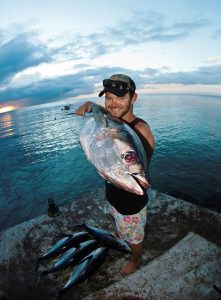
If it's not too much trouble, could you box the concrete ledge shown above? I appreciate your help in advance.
[85,232,221,300]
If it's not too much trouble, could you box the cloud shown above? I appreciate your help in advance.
[122,14,210,43]
[0,72,93,104]
[211,28,221,39]
[0,66,139,105]
[1,64,220,108]
[0,32,53,84]
[144,65,221,85]
[0,11,216,106]
[0,12,211,82]
[206,56,221,64]
[57,12,210,59]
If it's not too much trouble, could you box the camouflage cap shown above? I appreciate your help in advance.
[98,74,136,97]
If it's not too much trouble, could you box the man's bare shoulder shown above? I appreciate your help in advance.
[134,120,155,149]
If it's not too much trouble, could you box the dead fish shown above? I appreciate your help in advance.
[79,103,150,195]
[69,223,131,253]
[56,247,108,299]
[35,231,90,270]
[40,239,98,276]
[37,240,98,285]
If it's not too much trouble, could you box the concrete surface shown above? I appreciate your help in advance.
[85,232,221,300]
[0,188,221,299]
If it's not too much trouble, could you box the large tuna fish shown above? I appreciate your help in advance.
[79,103,150,195]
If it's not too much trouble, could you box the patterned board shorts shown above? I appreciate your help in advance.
[109,204,147,245]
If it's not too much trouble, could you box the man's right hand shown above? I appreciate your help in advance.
[74,101,93,116]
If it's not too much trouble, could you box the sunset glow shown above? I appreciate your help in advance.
[0,106,16,114]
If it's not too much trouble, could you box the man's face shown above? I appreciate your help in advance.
[104,92,135,118]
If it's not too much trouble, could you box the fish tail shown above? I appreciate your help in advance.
[34,258,39,272]
[36,268,52,286]
[55,290,64,300]
[41,268,52,276]
[214,285,221,294]
[36,272,43,286]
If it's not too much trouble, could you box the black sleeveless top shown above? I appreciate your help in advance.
[105,118,153,215]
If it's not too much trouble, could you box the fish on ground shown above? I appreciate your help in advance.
[35,231,91,270]
[56,247,108,299]
[39,239,98,277]
[37,239,99,285]
[79,103,150,195]
[69,223,131,253]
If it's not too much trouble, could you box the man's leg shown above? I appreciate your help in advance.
[109,204,147,275]
[121,242,143,275]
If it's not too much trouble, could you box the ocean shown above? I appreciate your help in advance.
[0,94,221,230]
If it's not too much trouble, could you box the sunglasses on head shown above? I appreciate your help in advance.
[103,79,134,91]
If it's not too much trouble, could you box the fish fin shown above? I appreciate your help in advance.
[64,265,73,273]
[213,285,221,294]
[36,267,53,286]
[91,103,108,127]
[41,267,53,276]
[82,278,89,288]
[36,272,43,287]
[52,255,61,263]
[34,258,40,272]
[67,221,84,229]
[77,253,93,264]
[62,267,73,278]
[55,233,73,239]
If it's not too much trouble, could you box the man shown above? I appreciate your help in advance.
[75,74,154,275]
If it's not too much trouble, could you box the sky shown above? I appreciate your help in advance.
[0,0,221,109]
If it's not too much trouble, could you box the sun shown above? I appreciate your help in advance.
[0,106,16,114]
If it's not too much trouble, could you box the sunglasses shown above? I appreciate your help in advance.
[103,79,134,92]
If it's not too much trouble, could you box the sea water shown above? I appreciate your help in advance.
[0,94,221,230]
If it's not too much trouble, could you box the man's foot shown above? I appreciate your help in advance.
[121,259,140,276]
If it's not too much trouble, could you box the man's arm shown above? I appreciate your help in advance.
[74,101,107,116]
[135,121,155,150]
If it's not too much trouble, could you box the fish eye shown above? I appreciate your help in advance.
[121,150,136,163]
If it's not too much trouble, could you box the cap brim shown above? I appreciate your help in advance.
[98,87,128,97]
[98,90,105,97]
